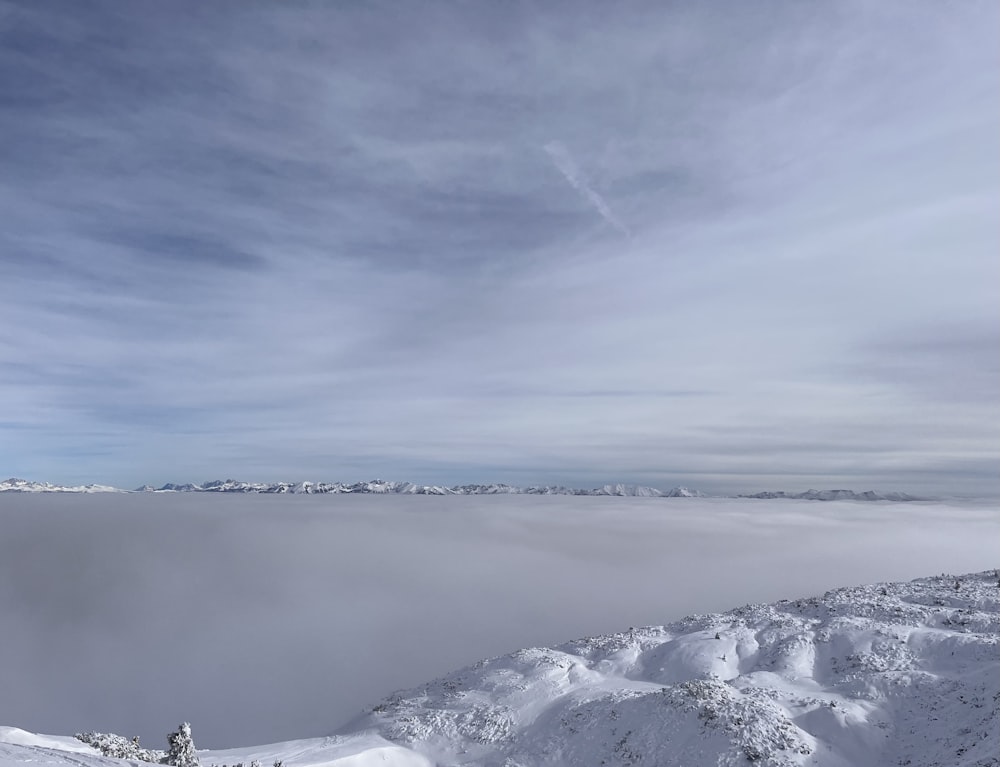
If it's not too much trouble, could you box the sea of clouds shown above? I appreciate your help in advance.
[0,494,996,748]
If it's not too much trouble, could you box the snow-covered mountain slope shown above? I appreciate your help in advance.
[2,571,996,767]
[336,570,999,766]
[662,486,706,497]
[0,728,141,767]
[591,484,696,497]
[0,478,124,493]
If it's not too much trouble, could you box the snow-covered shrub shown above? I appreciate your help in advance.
[164,723,200,767]
[75,731,165,762]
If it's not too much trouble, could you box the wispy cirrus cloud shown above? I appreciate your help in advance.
[544,140,631,236]
[0,0,997,494]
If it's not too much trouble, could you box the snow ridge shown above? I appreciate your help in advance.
[345,570,999,766]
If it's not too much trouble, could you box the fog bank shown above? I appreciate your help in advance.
[0,494,995,748]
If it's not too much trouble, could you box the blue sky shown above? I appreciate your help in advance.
[2,1,998,494]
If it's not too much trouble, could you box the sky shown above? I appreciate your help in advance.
[1,1,998,495]
[1,493,997,747]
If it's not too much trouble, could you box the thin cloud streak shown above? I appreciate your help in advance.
[544,141,631,236]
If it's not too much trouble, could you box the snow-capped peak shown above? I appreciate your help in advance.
[0,478,125,494]
[664,486,707,497]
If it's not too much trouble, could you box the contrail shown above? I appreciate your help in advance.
[544,141,630,236]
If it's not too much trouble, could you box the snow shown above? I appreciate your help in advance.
[194,735,433,767]
[0,735,431,767]
[0,728,95,753]
[337,570,999,766]
[2,571,996,767]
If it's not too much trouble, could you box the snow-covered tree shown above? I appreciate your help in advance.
[164,723,200,767]
[75,731,164,762]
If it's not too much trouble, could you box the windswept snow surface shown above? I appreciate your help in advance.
[2,572,997,767]
[339,570,1000,766]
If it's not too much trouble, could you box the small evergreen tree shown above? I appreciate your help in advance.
[164,723,200,767]
[75,731,164,762]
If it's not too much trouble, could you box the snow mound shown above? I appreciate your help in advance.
[348,570,999,766]
[0,728,96,753]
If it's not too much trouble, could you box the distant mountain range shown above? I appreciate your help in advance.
[0,478,126,494]
[737,489,920,502]
[138,479,707,497]
[1,477,921,500]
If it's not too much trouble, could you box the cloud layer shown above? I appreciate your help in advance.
[1,1,997,493]
[544,141,631,235]
[1,493,996,747]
